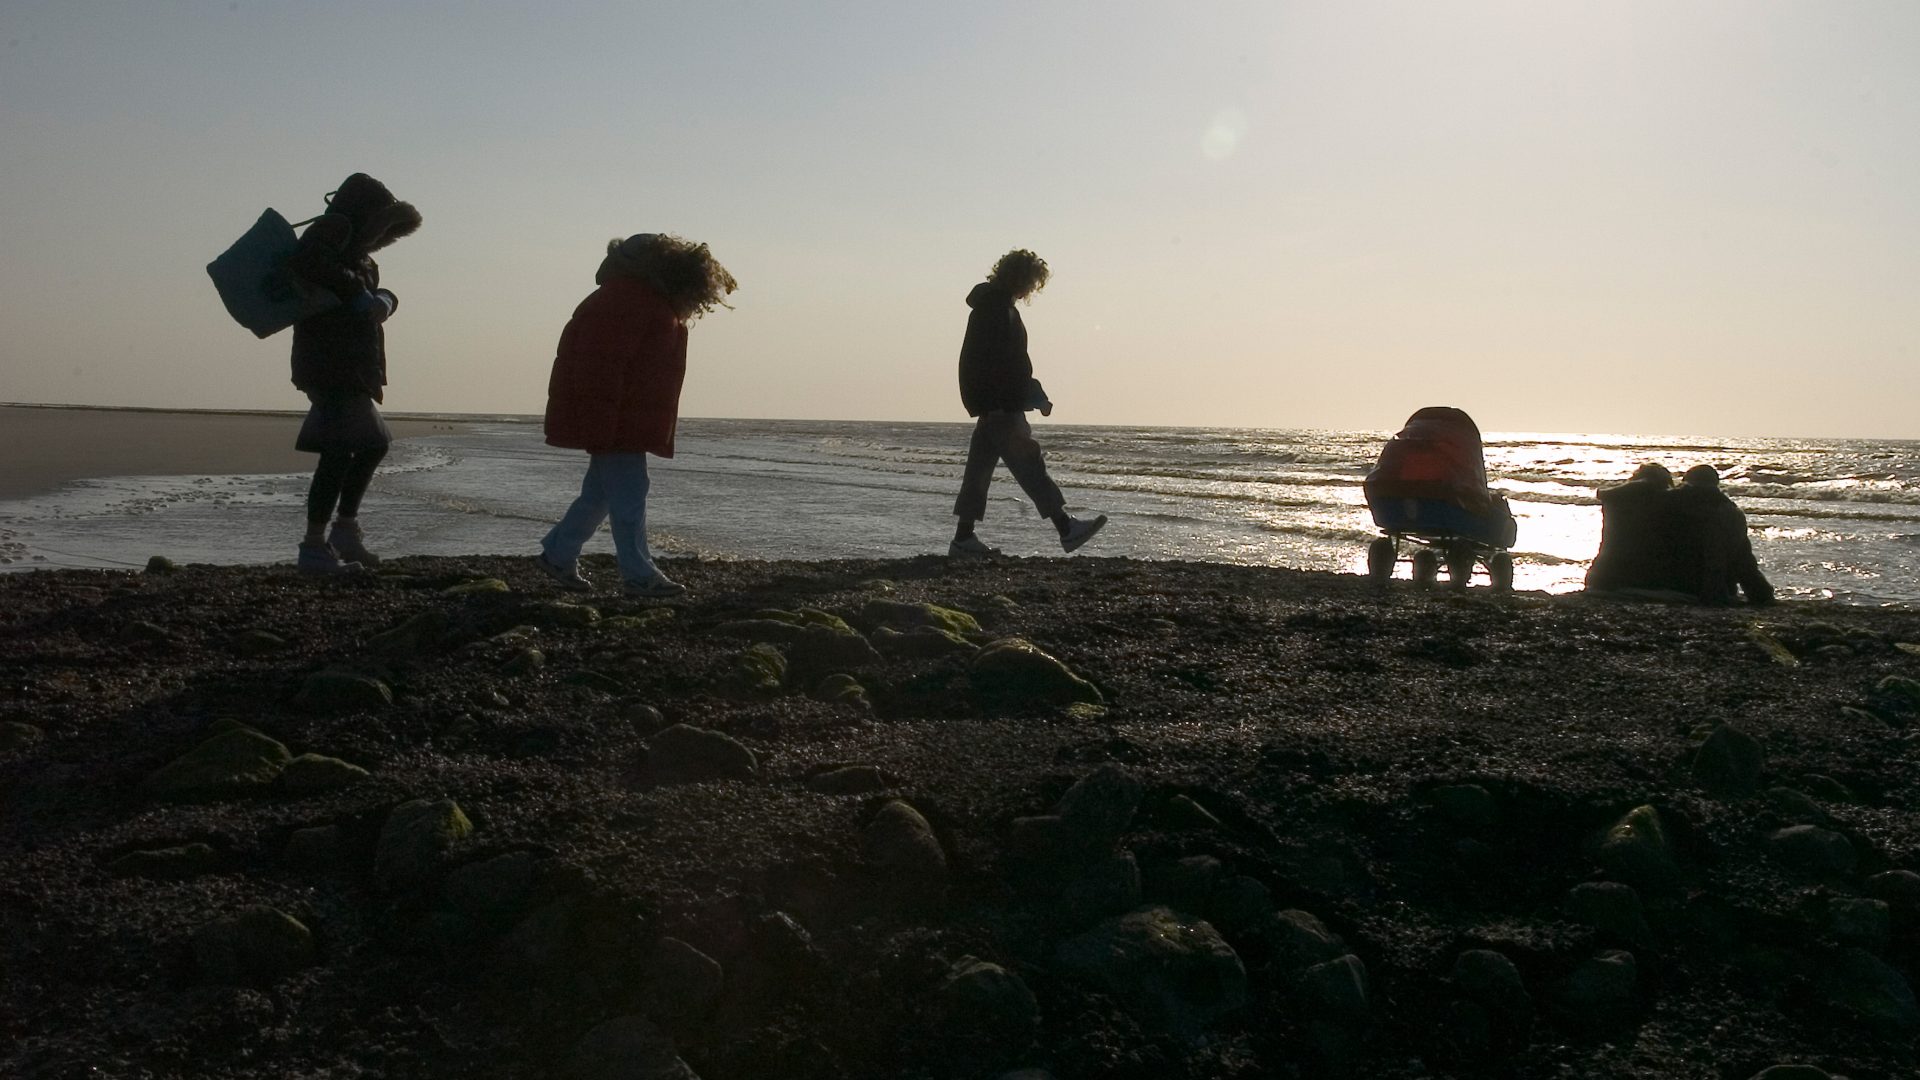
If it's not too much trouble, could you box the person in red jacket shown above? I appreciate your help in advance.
[537,233,736,597]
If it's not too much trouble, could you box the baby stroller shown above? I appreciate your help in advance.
[1362,406,1517,590]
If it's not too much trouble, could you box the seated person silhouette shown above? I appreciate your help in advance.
[1586,462,1773,605]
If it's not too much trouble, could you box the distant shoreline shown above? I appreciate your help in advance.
[0,405,475,502]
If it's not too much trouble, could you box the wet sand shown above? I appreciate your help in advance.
[0,405,467,500]
[1,553,1915,1078]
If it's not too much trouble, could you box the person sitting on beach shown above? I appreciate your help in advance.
[1585,462,1676,593]
[284,172,421,574]
[1670,464,1774,605]
[949,249,1107,557]
[536,234,736,598]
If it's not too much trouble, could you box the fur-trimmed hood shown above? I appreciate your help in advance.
[326,172,421,252]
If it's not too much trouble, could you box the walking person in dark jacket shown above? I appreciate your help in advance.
[949,249,1106,556]
[283,172,421,574]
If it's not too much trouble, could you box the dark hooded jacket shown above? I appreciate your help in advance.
[1670,476,1774,605]
[1586,474,1680,592]
[285,173,422,401]
[957,281,1034,417]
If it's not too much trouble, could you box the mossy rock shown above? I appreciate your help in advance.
[524,601,600,629]
[366,609,451,656]
[443,577,511,596]
[193,906,315,985]
[970,638,1103,707]
[278,753,371,796]
[860,599,982,636]
[601,609,675,632]
[375,798,474,893]
[561,669,627,694]
[873,625,978,659]
[1596,805,1680,892]
[500,648,545,676]
[295,672,393,712]
[648,724,759,784]
[0,721,44,752]
[812,674,871,709]
[142,728,292,800]
[729,643,787,696]
[230,629,288,657]
[108,842,223,879]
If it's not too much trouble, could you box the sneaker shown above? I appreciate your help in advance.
[327,522,381,567]
[1060,514,1109,553]
[536,552,592,591]
[623,574,686,599]
[297,541,362,576]
[948,534,1000,558]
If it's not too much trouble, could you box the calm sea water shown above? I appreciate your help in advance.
[4,416,1919,606]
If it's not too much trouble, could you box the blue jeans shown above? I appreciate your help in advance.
[541,452,663,584]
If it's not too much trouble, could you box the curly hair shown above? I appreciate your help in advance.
[598,234,738,321]
[988,249,1050,301]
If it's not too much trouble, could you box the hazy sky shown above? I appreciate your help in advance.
[2,1,1915,437]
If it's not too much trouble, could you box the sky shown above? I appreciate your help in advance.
[1,1,1916,438]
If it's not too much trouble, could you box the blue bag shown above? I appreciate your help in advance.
[206,209,341,339]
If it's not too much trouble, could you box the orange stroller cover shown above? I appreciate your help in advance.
[1364,406,1493,514]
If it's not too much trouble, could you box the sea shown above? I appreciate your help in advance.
[4,416,1920,607]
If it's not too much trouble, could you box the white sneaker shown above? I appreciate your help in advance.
[948,534,1000,558]
[536,552,592,591]
[1060,514,1108,553]
[328,522,381,567]
[623,574,686,599]
[297,542,362,576]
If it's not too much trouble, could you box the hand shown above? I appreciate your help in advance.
[351,290,397,324]
[1039,401,1054,417]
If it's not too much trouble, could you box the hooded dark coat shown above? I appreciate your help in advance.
[1586,476,1681,592]
[285,173,422,402]
[543,277,688,458]
[957,282,1034,417]
[1670,479,1775,605]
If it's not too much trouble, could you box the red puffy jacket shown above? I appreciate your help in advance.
[544,277,689,457]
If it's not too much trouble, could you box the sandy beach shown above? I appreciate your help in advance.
[0,405,467,501]
[1,553,1915,1079]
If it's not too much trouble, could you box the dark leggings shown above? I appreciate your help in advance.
[306,448,386,525]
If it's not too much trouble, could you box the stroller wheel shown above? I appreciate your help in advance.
[1446,546,1475,590]
[1489,552,1514,593]
[1411,548,1440,588]
[1367,537,1396,585]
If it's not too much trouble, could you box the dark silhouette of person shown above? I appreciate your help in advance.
[1585,462,1676,592]
[949,249,1106,556]
[1671,464,1774,605]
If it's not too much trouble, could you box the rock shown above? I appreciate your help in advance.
[142,727,292,800]
[444,577,510,595]
[283,825,343,870]
[1597,804,1681,891]
[500,647,546,676]
[861,800,947,888]
[570,1015,699,1080]
[295,671,393,712]
[786,624,882,674]
[1558,950,1638,1022]
[366,609,450,655]
[860,599,982,636]
[994,1072,1055,1080]
[1052,764,1142,847]
[1298,953,1370,1022]
[1692,724,1764,797]
[872,625,979,659]
[0,721,44,751]
[1451,949,1532,1020]
[1162,794,1221,831]
[1817,946,1919,1030]
[1766,787,1828,824]
[1206,875,1275,935]
[794,608,856,633]
[1800,774,1855,802]
[374,798,474,893]
[646,936,724,1020]
[120,620,174,646]
[715,618,811,644]
[1052,905,1248,1033]
[729,643,787,696]
[1867,869,1920,907]
[108,842,222,879]
[1567,881,1653,945]
[277,753,371,796]
[444,852,538,926]
[648,724,758,784]
[624,702,668,730]
[931,957,1040,1076]
[1769,825,1857,877]
[1059,852,1143,920]
[1827,898,1891,949]
[193,906,315,985]
[145,555,178,574]
[1144,854,1224,913]
[1876,674,1920,709]
[811,674,871,709]
[1746,1067,1835,1080]
[562,670,627,694]
[1431,783,1499,828]
[230,629,288,657]
[1267,908,1347,972]
[526,601,600,628]
[601,609,675,632]
[970,639,1102,707]
[805,764,888,796]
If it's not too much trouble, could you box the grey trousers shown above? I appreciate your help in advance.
[952,410,1066,522]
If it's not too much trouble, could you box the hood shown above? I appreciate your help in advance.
[966,281,1010,309]
[326,172,422,252]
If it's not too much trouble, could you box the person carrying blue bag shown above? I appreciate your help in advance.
[283,172,421,574]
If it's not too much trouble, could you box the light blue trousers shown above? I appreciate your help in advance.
[541,452,661,584]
